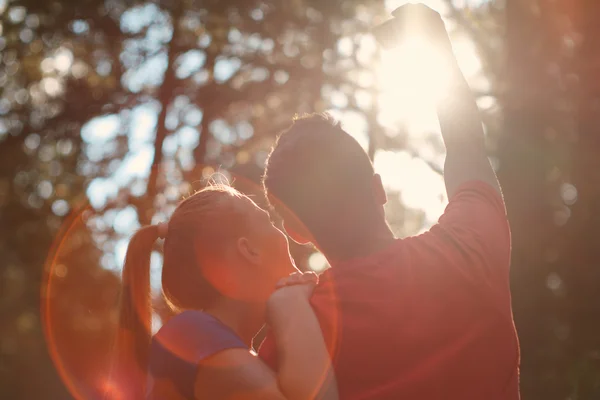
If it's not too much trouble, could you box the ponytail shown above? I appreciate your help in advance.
[108,225,160,400]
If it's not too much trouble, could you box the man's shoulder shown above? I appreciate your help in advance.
[310,241,409,302]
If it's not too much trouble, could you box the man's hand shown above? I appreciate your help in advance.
[373,3,451,52]
[373,3,502,199]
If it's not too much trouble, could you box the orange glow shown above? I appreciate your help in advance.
[41,169,341,398]
[42,202,125,400]
[100,379,124,400]
[42,205,94,400]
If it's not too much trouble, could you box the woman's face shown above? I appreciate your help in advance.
[229,197,298,302]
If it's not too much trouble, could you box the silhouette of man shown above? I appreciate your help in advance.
[260,4,520,399]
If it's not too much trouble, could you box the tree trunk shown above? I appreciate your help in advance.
[500,1,572,398]
[142,5,183,225]
[562,0,600,397]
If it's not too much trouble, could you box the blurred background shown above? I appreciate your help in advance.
[0,0,599,398]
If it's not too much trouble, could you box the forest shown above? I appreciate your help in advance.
[0,0,599,399]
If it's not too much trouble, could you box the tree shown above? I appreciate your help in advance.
[4,0,599,398]
[0,1,125,398]
[1,0,395,397]
[499,0,600,398]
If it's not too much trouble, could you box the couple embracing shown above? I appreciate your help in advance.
[110,5,520,400]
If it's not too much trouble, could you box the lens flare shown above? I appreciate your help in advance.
[42,169,340,399]
[42,204,117,400]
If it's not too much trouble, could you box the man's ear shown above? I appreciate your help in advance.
[373,173,387,205]
[237,237,261,265]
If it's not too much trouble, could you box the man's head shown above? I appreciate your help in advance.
[262,113,388,256]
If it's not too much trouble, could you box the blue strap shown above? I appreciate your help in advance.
[147,311,247,399]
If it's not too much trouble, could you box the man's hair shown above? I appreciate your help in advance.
[263,113,377,251]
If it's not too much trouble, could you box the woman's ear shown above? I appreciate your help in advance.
[237,237,262,265]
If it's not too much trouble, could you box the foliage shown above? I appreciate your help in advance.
[0,0,599,399]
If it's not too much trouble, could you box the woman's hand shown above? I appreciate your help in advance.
[266,272,318,327]
[275,271,318,289]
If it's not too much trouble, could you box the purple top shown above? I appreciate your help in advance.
[146,310,247,399]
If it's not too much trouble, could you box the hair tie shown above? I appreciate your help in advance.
[157,222,169,239]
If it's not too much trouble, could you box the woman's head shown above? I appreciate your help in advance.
[110,184,295,398]
[162,184,295,309]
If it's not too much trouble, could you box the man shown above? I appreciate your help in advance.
[259,4,520,400]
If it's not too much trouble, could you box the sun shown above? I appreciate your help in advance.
[368,31,485,235]
[375,32,483,125]
[376,37,451,116]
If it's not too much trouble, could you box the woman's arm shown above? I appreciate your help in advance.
[194,348,287,399]
[267,281,337,400]
[194,274,338,400]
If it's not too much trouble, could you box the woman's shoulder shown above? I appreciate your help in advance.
[148,311,248,399]
[152,310,246,362]
[156,310,223,336]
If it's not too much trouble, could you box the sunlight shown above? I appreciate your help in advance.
[452,36,482,78]
[373,8,483,127]
[81,115,120,143]
[373,37,451,230]
[53,48,74,75]
[370,18,484,231]
[377,37,451,110]
[374,150,446,228]
[308,252,329,273]
[118,145,154,177]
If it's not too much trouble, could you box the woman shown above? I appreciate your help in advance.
[109,184,337,400]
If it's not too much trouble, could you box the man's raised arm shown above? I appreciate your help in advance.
[378,4,503,200]
[374,5,510,286]
[433,19,502,200]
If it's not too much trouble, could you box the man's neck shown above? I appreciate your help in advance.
[322,222,396,264]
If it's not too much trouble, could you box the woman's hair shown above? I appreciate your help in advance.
[108,184,250,399]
